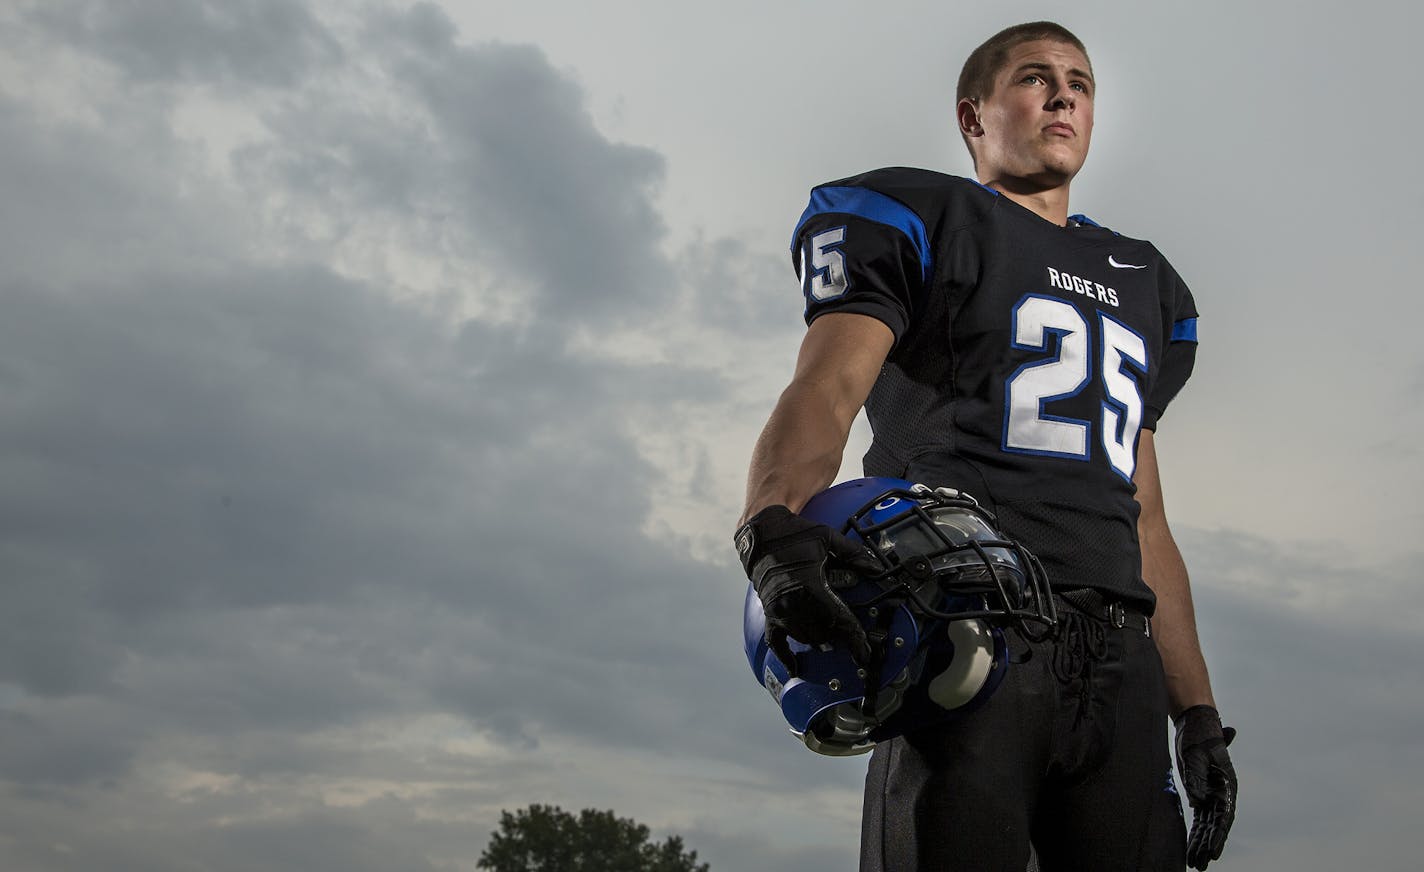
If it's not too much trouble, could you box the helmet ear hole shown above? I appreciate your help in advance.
[926,620,996,709]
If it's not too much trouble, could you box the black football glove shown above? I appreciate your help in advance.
[735,505,882,675]
[1175,704,1238,870]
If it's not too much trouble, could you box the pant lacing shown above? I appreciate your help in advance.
[1014,597,1111,727]
[1049,609,1108,729]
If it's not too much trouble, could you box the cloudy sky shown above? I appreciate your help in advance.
[1,1,1420,870]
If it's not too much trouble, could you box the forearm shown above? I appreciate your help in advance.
[739,378,857,524]
[1141,521,1216,719]
[737,313,893,526]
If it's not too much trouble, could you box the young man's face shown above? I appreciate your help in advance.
[962,39,1095,189]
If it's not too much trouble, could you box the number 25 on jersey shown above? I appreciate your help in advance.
[1004,295,1147,480]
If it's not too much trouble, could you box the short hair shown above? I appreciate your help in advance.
[957,21,1092,105]
[956,22,1092,165]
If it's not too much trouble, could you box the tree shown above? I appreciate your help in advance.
[477,804,710,872]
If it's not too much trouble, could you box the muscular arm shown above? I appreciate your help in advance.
[739,312,895,524]
[1134,429,1216,718]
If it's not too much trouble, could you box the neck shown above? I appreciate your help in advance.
[979,175,1073,226]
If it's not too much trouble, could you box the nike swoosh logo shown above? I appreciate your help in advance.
[1108,255,1146,269]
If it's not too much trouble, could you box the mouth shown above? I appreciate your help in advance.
[1044,122,1075,137]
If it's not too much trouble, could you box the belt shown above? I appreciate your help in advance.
[1055,588,1152,637]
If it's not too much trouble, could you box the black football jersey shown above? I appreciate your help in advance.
[791,167,1199,609]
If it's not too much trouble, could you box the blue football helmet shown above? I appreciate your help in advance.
[742,477,1056,755]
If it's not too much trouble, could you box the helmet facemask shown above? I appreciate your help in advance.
[843,486,1054,627]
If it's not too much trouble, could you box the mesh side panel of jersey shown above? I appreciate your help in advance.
[994,499,1152,612]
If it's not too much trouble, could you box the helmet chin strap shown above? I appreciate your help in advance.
[858,596,899,717]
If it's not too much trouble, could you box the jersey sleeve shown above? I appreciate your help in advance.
[1143,259,1199,431]
[790,184,931,343]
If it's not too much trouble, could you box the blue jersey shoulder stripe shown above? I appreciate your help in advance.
[792,186,931,285]
[1171,317,1198,342]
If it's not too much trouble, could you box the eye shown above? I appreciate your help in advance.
[1021,74,1042,85]
[1071,82,1090,94]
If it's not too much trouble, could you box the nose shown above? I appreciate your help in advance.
[1047,85,1075,112]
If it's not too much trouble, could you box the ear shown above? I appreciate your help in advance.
[957,97,984,138]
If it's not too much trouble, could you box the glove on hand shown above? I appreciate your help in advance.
[1175,704,1238,871]
[736,505,881,675]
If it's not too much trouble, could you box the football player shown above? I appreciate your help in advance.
[735,21,1237,871]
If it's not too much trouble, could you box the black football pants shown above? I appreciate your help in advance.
[859,605,1186,872]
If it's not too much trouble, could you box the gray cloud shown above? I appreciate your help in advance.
[0,700,140,787]
[28,0,341,88]
[0,3,736,866]
[395,37,673,323]
[0,256,744,732]
[223,1,674,332]
[678,232,806,339]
